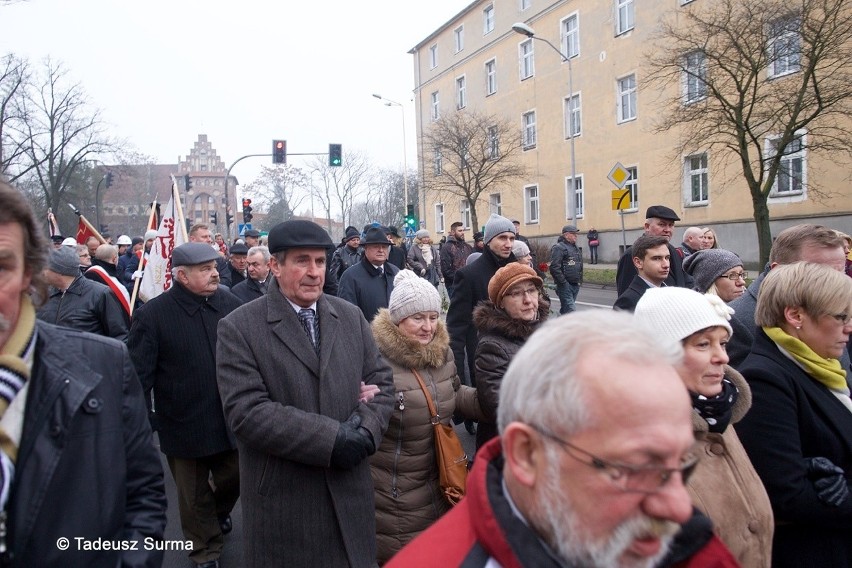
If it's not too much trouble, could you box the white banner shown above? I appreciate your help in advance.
[138,192,186,303]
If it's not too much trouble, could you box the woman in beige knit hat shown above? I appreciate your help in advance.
[473,263,550,450]
[369,270,484,563]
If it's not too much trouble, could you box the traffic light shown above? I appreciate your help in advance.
[404,204,417,231]
[226,211,234,227]
[242,198,253,224]
[104,171,114,188]
[184,174,192,191]
[210,211,218,225]
[329,143,342,167]
[273,140,287,164]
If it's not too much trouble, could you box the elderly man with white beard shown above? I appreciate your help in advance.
[388,310,738,568]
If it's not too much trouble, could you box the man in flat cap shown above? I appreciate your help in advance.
[243,228,261,248]
[216,220,394,568]
[219,242,249,288]
[616,205,691,295]
[550,224,584,314]
[128,242,243,568]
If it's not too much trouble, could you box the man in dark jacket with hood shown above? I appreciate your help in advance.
[447,214,516,395]
[338,227,400,322]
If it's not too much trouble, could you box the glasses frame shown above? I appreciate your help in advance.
[720,271,748,281]
[531,425,700,494]
[504,286,539,300]
[829,313,852,325]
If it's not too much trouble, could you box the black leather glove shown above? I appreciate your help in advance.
[806,456,849,507]
[330,415,374,469]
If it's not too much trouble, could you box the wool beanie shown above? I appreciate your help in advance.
[683,249,743,294]
[344,226,360,242]
[144,229,158,242]
[488,263,542,306]
[415,229,430,240]
[483,214,515,245]
[49,246,82,276]
[389,269,442,324]
[634,287,733,343]
[512,240,530,258]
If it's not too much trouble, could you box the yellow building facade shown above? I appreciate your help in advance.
[410,0,852,265]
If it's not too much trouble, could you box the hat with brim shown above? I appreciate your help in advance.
[362,226,391,246]
[645,205,680,222]
[172,243,221,267]
[50,235,65,243]
[244,229,261,238]
[229,243,249,256]
[267,220,334,254]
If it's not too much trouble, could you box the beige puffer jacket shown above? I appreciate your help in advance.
[369,309,482,565]
[687,365,774,568]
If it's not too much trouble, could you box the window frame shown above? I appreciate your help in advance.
[682,50,708,104]
[561,12,580,60]
[767,16,801,78]
[456,75,467,110]
[684,153,709,206]
[483,4,495,35]
[429,44,438,69]
[522,110,537,150]
[490,193,502,216]
[460,200,472,230]
[435,203,445,233]
[624,166,639,212]
[434,148,443,175]
[454,25,465,53]
[617,74,637,123]
[766,132,806,198]
[567,175,584,219]
[520,0,531,11]
[430,91,440,122]
[616,0,635,36]
[520,39,535,80]
[524,184,540,224]
[485,58,498,96]
[487,125,500,160]
[564,92,581,138]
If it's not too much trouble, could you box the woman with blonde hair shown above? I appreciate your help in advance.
[702,227,719,249]
[683,249,747,302]
[737,262,852,567]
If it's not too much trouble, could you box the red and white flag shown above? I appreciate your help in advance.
[138,183,187,302]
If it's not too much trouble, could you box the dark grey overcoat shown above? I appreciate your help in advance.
[216,278,394,567]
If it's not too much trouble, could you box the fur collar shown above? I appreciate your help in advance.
[371,309,450,369]
[472,299,550,340]
[692,365,752,432]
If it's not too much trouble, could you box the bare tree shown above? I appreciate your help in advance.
[422,110,527,231]
[645,0,852,265]
[0,54,29,179]
[242,164,309,228]
[354,167,417,230]
[309,150,371,231]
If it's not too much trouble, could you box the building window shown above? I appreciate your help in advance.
[434,149,443,175]
[616,0,635,35]
[767,133,805,195]
[520,39,534,80]
[429,44,438,69]
[522,111,537,149]
[454,25,464,53]
[564,93,581,138]
[561,13,580,59]
[683,51,707,104]
[525,185,540,223]
[456,76,466,110]
[617,74,637,123]
[685,153,709,204]
[484,5,495,34]
[435,203,445,233]
[567,175,584,218]
[460,200,472,229]
[485,59,497,95]
[430,91,439,121]
[488,125,500,160]
[520,0,531,10]
[490,193,502,215]
[768,16,801,78]
[625,166,639,211]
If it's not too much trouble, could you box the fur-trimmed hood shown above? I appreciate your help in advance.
[691,365,752,433]
[371,308,450,369]
[472,298,550,341]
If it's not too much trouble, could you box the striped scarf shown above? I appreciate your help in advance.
[0,295,37,509]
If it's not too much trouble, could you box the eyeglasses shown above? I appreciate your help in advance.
[830,313,852,325]
[504,286,538,300]
[720,271,747,281]
[532,425,700,494]
[78,253,90,258]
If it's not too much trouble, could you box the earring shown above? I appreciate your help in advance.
[795,325,802,330]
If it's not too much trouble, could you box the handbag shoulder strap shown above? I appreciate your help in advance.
[411,368,440,423]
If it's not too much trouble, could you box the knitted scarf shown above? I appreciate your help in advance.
[0,295,37,508]
[764,326,847,391]
[690,378,738,434]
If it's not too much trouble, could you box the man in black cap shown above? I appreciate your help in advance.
[128,242,243,568]
[243,228,261,248]
[615,205,691,295]
[330,226,363,280]
[384,225,407,270]
[549,224,583,314]
[216,220,394,567]
[219,242,249,288]
[339,226,401,322]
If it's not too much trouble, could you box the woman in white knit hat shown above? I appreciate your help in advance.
[369,270,484,563]
[634,287,773,568]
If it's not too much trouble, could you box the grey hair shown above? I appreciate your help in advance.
[498,311,684,437]
[248,245,270,262]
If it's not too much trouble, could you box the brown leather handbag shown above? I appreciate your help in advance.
[412,368,469,505]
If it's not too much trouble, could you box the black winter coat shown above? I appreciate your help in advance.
[230,276,268,304]
[338,259,399,322]
[128,282,242,458]
[37,275,129,342]
[737,329,852,568]
[8,322,167,567]
[616,242,691,295]
[446,248,515,384]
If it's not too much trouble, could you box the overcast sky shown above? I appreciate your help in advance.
[2,0,468,187]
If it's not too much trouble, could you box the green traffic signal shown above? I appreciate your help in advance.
[329,143,342,167]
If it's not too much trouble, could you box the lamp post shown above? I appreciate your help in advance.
[512,22,577,225]
[372,93,409,214]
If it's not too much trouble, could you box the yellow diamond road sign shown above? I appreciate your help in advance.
[608,162,630,189]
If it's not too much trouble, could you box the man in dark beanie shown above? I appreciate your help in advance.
[330,226,363,280]
[216,219,394,567]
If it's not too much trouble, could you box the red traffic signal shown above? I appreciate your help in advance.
[272,140,287,164]
[242,198,252,208]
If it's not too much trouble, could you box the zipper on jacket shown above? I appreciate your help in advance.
[391,392,405,499]
[53,289,67,324]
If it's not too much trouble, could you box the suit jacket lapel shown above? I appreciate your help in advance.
[317,296,339,373]
[266,281,319,373]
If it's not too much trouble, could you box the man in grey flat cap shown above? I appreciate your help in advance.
[128,242,243,568]
[217,219,394,568]
[550,224,584,314]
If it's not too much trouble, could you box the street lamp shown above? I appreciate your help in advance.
[512,22,577,225]
[372,93,409,214]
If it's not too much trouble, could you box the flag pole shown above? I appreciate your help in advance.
[169,175,188,242]
[67,203,107,244]
[129,197,159,316]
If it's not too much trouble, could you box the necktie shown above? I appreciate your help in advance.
[298,309,320,354]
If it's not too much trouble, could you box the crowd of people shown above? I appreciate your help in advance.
[1,173,850,568]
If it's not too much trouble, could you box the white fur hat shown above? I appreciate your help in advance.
[634,287,734,343]
[389,270,441,324]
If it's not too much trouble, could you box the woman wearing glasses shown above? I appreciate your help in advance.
[473,263,550,451]
[737,262,852,568]
[683,248,747,302]
[635,287,773,567]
